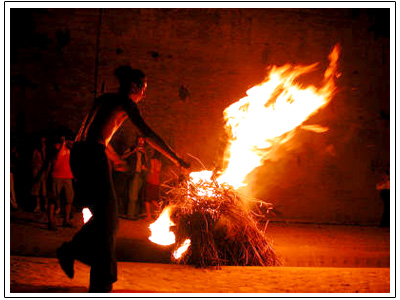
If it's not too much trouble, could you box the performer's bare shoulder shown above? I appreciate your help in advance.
[84,94,132,146]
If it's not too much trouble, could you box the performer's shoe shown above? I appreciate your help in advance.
[56,243,74,279]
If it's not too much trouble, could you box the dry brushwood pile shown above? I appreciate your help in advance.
[161,176,280,268]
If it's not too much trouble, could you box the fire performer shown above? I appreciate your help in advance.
[56,65,189,293]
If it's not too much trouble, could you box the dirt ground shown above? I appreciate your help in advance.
[10,256,390,294]
[8,210,391,295]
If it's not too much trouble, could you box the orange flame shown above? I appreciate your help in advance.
[300,124,329,133]
[218,44,340,188]
[149,45,340,258]
[82,207,92,224]
[148,207,176,245]
[173,239,191,259]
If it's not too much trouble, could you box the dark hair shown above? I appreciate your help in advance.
[114,66,146,90]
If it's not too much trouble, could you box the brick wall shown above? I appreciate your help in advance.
[10,8,390,224]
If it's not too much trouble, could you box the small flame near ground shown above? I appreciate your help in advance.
[148,207,176,246]
[173,239,191,260]
[149,44,341,260]
[82,207,92,224]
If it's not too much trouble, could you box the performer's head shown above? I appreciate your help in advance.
[114,65,147,103]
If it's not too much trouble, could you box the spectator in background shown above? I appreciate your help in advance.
[31,136,49,213]
[376,168,390,228]
[10,139,19,210]
[48,136,75,230]
[122,137,148,219]
[144,149,162,221]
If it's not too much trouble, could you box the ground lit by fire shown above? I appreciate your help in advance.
[9,213,390,293]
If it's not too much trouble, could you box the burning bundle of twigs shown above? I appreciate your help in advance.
[149,171,280,268]
[148,45,341,268]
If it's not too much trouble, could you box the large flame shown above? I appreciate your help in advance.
[149,44,340,258]
[218,44,340,188]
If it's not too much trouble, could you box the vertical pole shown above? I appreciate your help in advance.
[94,8,103,100]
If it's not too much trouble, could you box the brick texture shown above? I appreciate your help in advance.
[10,8,390,224]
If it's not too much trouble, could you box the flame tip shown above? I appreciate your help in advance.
[219,46,340,187]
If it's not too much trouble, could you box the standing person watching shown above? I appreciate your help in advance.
[144,149,162,221]
[48,136,75,230]
[122,137,147,219]
[10,139,19,210]
[56,65,189,293]
[376,168,390,228]
[31,136,48,213]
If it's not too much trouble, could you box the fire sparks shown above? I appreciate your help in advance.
[173,239,191,259]
[82,207,92,224]
[148,207,176,245]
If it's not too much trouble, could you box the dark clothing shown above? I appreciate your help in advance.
[380,189,390,227]
[68,142,118,287]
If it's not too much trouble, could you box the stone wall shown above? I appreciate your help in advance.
[10,8,390,224]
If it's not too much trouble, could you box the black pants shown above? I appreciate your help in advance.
[68,142,118,287]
